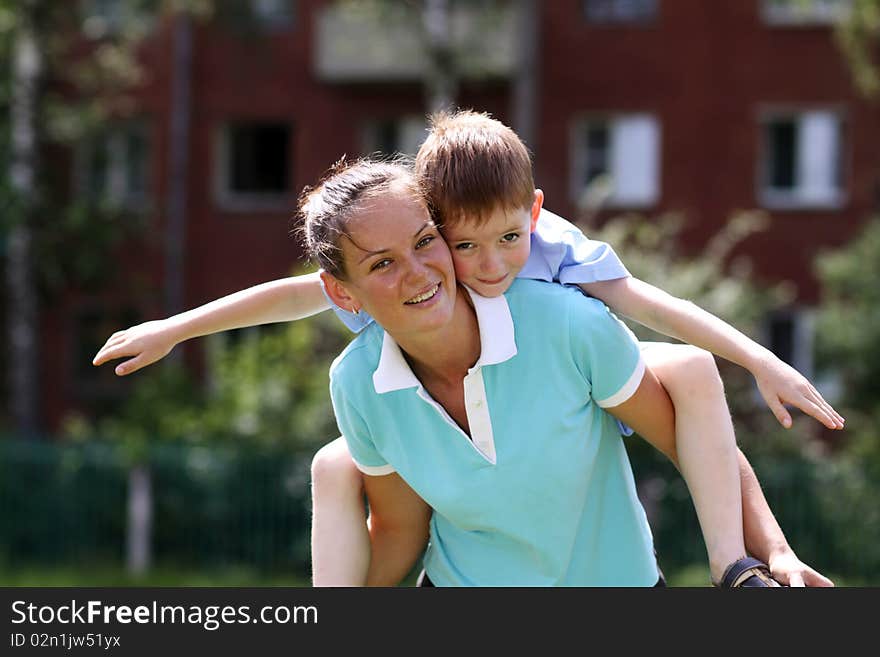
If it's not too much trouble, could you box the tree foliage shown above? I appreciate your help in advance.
[815,217,880,460]
[835,0,880,98]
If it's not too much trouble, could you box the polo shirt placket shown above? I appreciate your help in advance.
[371,287,517,467]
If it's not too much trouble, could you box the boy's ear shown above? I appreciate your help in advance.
[320,270,361,314]
[529,189,544,233]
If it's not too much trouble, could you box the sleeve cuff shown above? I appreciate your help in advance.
[596,358,646,408]
[352,460,397,476]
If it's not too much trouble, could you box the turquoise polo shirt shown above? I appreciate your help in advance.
[328,278,658,586]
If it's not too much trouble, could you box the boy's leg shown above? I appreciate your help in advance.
[641,343,746,583]
[310,437,370,586]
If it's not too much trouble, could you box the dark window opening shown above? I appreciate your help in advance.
[766,119,797,190]
[228,123,291,195]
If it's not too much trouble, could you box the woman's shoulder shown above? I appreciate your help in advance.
[329,323,384,383]
[506,278,607,316]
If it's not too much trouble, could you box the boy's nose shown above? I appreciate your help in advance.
[480,250,504,275]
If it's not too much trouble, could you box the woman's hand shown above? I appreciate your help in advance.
[92,320,180,376]
[752,354,845,430]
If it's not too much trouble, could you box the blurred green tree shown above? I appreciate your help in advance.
[835,0,880,98]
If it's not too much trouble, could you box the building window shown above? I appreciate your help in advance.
[362,116,427,157]
[77,122,150,209]
[759,111,845,209]
[765,309,814,380]
[216,121,292,209]
[761,0,851,26]
[253,0,296,27]
[583,0,658,23]
[81,0,156,38]
[570,114,660,209]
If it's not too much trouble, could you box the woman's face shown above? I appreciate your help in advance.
[336,189,458,339]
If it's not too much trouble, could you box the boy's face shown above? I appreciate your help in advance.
[441,197,540,298]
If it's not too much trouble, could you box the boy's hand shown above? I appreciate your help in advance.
[752,354,845,430]
[92,320,179,376]
[768,549,835,587]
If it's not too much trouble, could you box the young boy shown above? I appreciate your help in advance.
[93,111,840,587]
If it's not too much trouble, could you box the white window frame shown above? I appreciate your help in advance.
[757,108,847,211]
[81,0,156,39]
[583,0,659,24]
[761,0,852,27]
[252,0,296,28]
[214,121,294,212]
[75,121,151,210]
[361,115,427,157]
[569,113,661,210]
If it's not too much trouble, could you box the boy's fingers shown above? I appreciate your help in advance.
[94,336,126,362]
[768,398,792,428]
[805,387,845,427]
[97,344,138,367]
[116,355,145,376]
[788,394,840,429]
[788,572,805,587]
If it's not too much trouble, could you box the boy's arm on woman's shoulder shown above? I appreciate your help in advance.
[93,272,330,376]
[579,276,844,431]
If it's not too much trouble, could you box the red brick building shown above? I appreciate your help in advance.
[47,0,878,430]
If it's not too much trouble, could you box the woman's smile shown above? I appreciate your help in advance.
[405,282,441,305]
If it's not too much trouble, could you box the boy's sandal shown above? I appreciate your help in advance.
[715,556,783,588]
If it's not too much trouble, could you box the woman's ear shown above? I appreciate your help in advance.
[530,189,544,233]
[320,270,361,314]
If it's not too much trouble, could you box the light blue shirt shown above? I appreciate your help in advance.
[328,279,658,586]
[322,208,630,333]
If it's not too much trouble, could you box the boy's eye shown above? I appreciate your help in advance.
[501,232,520,243]
[454,242,475,251]
[370,258,392,271]
[416,235,435,249]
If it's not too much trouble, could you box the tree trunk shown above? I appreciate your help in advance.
[124,10,193,577]
[511,0,539,153]
[164,12,193,321]
[422,0,457,114]
[7,0,43,439]
[126,463,153,575]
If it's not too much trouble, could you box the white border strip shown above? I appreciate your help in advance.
[596,358,646,408]
[353,460,397,476]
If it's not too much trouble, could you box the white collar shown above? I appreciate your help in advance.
[372,285,518,394]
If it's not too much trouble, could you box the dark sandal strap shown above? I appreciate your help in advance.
[717,557,782,587]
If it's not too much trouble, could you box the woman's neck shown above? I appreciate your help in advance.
[392,284,480,387]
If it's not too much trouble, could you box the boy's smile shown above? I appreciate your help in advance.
[441,193,542,298]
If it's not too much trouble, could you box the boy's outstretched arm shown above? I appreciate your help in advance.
[581,277,845,430]
[92,272,330,376]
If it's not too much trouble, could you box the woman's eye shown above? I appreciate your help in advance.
[501,233,520,243]
[416,235,435,249]
[370,259,392,271]
[454,242,475,251]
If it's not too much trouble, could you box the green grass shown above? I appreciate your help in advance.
[0,563,311,587]
[0,562,859,587]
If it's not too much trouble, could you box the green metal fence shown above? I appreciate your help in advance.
[0,437,875,584]
[0,438,315,577]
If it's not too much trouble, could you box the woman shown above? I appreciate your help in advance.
[306,157,742,586]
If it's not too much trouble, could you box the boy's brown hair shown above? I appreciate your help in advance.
[415,110,535,227]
